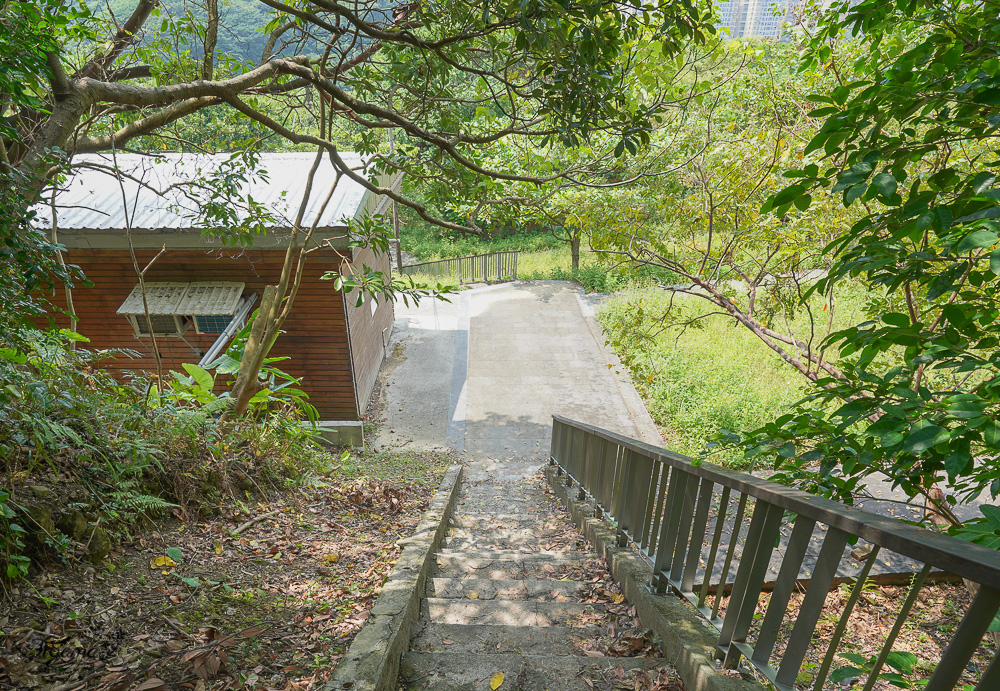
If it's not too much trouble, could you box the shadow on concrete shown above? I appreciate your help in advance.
[509,280,566,303]
[465,411,552,461]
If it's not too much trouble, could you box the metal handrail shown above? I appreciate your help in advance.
[397,250,518,284]
[550,415,1000,691]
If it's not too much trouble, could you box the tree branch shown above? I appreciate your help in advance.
[73,97,217,153]
[74,0,158,80]
[45,52,72,101]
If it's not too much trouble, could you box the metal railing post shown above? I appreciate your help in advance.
[547,415,1000,691]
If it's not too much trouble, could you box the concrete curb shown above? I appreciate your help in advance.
[323,463,464,691]
[572,289,663,446]
[545,466,761,691]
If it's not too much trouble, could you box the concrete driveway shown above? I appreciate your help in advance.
[374,281,660,460]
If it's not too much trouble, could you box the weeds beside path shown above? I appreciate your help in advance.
[0,449,455,691]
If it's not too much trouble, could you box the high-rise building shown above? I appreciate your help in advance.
[716,0,797,39]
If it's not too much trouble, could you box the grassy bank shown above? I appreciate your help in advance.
[598,289,807,468]
[400,216,679,294]
[400,215,562,260]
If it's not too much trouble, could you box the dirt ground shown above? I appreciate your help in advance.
[0,450,454,691]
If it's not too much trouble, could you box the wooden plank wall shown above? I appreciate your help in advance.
[38,248,360,420]
[343,245,394,415]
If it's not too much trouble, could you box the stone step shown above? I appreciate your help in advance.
[453,500,546,513]
[400,652,669,691]
[433,552,604,580]
[449,512,564,524]
[434,548,590,561]
[423,597,607,627]
[442,537,581,552]
[447,516,572,532]
[445,527,570,542]
[426,577,591,601]
[410,623,604,656]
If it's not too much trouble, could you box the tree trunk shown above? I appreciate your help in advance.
[229,285,278,417]
[393,198,402,272]
[571,234,580,271]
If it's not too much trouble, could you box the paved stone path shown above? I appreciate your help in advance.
[380,283,674,689]
[399,458,677,690]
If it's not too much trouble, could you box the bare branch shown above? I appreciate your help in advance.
[74,0,158,80]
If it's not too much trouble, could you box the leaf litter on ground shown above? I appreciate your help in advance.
[0,452,454,691]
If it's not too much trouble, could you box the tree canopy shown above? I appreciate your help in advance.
[732,0,1000,522]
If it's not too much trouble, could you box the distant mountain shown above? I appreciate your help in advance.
[104,0,271,64]
[101,0,397,65]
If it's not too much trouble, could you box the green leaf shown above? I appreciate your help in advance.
[882,312,910,327]
[984,421,1000,449]
[957,230,999,253]
[885,651,917,674]
[981,505,1000,531]
[881,672,912,688]
[181,363,214,392]
[166,547,184,563]
[872,173,897,198]
[772,184,806,207]
[903,421,947,454]
[845,183,867,205]
[945,399,984,418]
[945,451,972,479]
[248,389,272,404]
[880,430,906,448]
[776,441,796,457]
[990,249,1000,275]
[793,194,812,211]
[831,667,865,683]
[208,354,241,375]
[182,577,202,589]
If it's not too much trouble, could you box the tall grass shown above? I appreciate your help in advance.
[599,289,807,468]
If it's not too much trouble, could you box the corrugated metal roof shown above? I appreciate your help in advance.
[117,281,245,316]
[37,152,371,231]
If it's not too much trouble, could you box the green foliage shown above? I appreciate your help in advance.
[103,0,270,64]
[401,212,563,261]
[206,318,321,424]
[741,0,1000,517]
[323,215,459,308]
[528,261,677,294]
[0,1,84,342]
[0,329,326,580]
[951,506,1000,634]
[833,650,920,689]
[0,489,29,580]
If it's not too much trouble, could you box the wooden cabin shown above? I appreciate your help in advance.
[35,152,398,445]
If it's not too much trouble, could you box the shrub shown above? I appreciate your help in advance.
[0,329,326,579]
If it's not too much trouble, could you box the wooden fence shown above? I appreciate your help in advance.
[398,250,518,284]
[550,415,1000,691]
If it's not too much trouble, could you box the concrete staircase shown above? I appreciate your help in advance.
[399,460,680,691]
